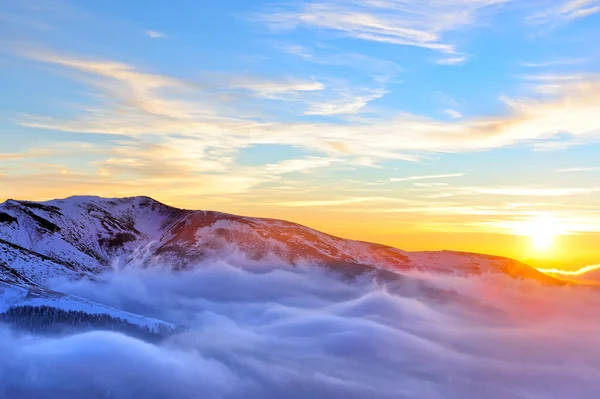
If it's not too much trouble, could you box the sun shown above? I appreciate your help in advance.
[517,215,562,253]
[530,226,555,251]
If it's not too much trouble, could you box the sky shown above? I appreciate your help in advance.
[0,0,599,269]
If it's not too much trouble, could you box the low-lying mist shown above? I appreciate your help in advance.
[2,256,600,399]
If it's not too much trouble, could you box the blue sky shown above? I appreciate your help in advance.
[1,0,600,265]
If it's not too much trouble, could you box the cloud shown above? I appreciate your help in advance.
[520,58,588,67]
[14,49,600,161]
[0,328,243,398]
[279,46,398,116]
[557,166,600,172]
[7,48,600,227]
[0,148,55,161]
[0,259,598,398]
[436,56,469,65]
[413,182,450,187]
[466,186,600,196]
[442,109,463,119]
[264,157,342,174]
[521,73,588,82]
[267,196,409,208]
[529,0,600,24]
[538,263,600,276]
[0,137,274,204]
[144,30,166,39]
[304,89,386,116]
[390,173,464,183]
[16,47,212,122]
[282,45,402,84]
[15,47,326,125]
[224,76,325,95]
[369,201,600,235]
[258,0,511,54]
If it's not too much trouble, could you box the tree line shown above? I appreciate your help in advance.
[0,305,180,342]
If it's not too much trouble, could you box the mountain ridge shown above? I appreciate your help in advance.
[0,194,565,338]
[0,195,559,284]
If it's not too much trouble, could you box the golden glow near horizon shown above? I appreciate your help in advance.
[516,215,562,254]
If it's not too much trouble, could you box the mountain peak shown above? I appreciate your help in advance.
[0,195,561,287]
[46,194,162,205]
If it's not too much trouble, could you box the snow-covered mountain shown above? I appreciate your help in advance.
[0,195,560,335]
[0,195,557,285]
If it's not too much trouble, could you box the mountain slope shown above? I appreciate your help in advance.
[0,195,561,338]
[0,196,181,276]
[0,280,172,331]
[0,238,91,286]
[0,195,559,285]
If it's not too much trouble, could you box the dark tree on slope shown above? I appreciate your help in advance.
[0,306,176,341]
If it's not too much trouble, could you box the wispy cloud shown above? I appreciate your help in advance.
[258,0,511,55]
[16,47,214,122]
[281,44,402,84]
[268,196,409,208]
[442,109,463,119]
[280,45,400,116]
[264,157,341,174]
[304,89,386,115]
[413,182,450,187]
[557,166,600,172]
[225,76,324,94]
[436,55,469,65]
[11,48,600,182]
[14,48,325,133]
[521,73,589,82]
[466,186,600,196]
[390,173,464,182]
[520,58,588,67]
[0,148,54,161]
[144,30,165,39]
[538,263,600,276]
[529,0,600,25]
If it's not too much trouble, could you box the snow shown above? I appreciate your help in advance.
[0,195,560,337]
[0,195,559,284]
[0,281,172,331]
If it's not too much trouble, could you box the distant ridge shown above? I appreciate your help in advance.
[0,195,560,286]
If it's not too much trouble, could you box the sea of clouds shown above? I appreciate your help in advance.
[1,256,600,399]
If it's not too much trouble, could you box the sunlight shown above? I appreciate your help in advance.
[531,228,555,251]
[516,215,562,253]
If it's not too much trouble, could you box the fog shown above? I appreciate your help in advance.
[2,257,600,398]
